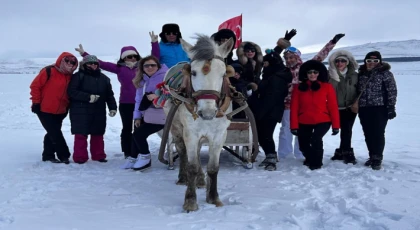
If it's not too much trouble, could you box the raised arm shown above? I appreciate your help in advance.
[150,31,160,58]
[312,34,345,62]
[75,44,119,74]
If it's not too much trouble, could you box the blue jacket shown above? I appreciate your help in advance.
[159,42,190,68]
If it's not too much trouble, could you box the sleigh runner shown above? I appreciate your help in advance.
[154,60,258,170]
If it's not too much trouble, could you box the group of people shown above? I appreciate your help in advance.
[29,23,398,172]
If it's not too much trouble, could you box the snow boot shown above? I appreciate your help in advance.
[364,158,372,167]
[120,157,137,169]
[343,148,357,165]
[330,148,343,161]
[132,154,151,171]
[264,153,277,171]
[371,159,382,170]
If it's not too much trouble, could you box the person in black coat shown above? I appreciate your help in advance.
[67,55,117,164]
[250,35,294,171]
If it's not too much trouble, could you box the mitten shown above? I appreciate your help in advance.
[291,129,298,136]
[89,95,100,103]
[387,105,396,120]
[332,128,339,135]
[332,34,345,44]
[108,110,117,117]
[75,44,85,56]
[31,103,41,114]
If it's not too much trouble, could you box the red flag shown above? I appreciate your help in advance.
[218,14,242,48]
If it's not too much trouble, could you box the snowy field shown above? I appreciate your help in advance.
[0,61,419,230]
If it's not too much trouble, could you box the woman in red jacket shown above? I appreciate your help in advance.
[290,60,340,170]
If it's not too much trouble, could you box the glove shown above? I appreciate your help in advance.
[331,33,345,44]
[149,31,158,43]
[284,29,297,41]
[75,44,85,56]
[134,119,142,128]
[291,129,298,136]
[108,110,117,117]
[332,128,339,136]
[31,103,41,114]
[247,89,252,96]
[89,95,100,103]
[387,105,396,120]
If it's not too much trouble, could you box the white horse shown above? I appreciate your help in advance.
[162,34,234,212]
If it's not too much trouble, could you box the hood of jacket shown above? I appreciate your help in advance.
[328,50,359,82]
[359,62,391,75]
[236,41,263,66]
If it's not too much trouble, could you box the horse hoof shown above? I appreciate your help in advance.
[206,198,224,207]
[183,202,198,212]
[176,179,187,185]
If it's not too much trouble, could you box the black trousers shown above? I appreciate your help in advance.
[119,103,135,156]
[256,118,278,155]
[37,112,71,161]
[358,106,388,161]
[130,122,164,158]
[339,109,357,150]
[298,122,331,167]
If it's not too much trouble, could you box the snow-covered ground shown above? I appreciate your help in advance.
[0,61,419,230]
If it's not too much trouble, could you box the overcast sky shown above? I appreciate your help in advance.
[1,0,419,59]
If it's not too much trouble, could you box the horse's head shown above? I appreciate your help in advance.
[180,34,234,120]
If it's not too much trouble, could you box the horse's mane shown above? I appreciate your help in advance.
[189,34,216,61]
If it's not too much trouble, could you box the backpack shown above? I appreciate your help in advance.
[40,65,84,82]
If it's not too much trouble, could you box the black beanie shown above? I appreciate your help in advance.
[364,51,382,63]
[244,43,256,51]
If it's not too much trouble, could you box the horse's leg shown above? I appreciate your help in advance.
[175,139,188,185]
[206,139,224,207]
[183,137,200,212]
[196,140,206,188]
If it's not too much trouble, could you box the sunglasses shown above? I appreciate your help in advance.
[335,59,348,63]
[86,62,99,66]
[366,59,380,63]
[143,64,157,68]
[64,58,77,65]
[165,32,178,36]
[245,49,256,53]
[125,55,138,59]
[307,70,319,75]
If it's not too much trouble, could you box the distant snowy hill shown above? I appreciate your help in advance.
[1,40,419,74]
[301,39,420,61]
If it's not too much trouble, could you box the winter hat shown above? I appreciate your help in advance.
[364,51,382,63]
[213,29,236,44]
[120,46,140,60]
[335,55,349,64]
[159,23,182,43]
[81,55,99,65]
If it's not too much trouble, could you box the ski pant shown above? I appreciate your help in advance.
[130,122,164,158]
[358,106,388,161]
[37,112,71,161]
[119,103,135,157]
[339,109,357,150]
[73,134,106,163]
[298,122,331,167]
[256,118,278,155]
[278,109,303,158]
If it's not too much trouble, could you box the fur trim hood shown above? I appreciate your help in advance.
[236,41,263,66]
[328,50,359,82]
[359,62,391,75]
[299,60,328,83]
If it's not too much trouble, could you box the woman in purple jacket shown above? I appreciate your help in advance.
[120,55,168,171]
[75,44,141,158]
